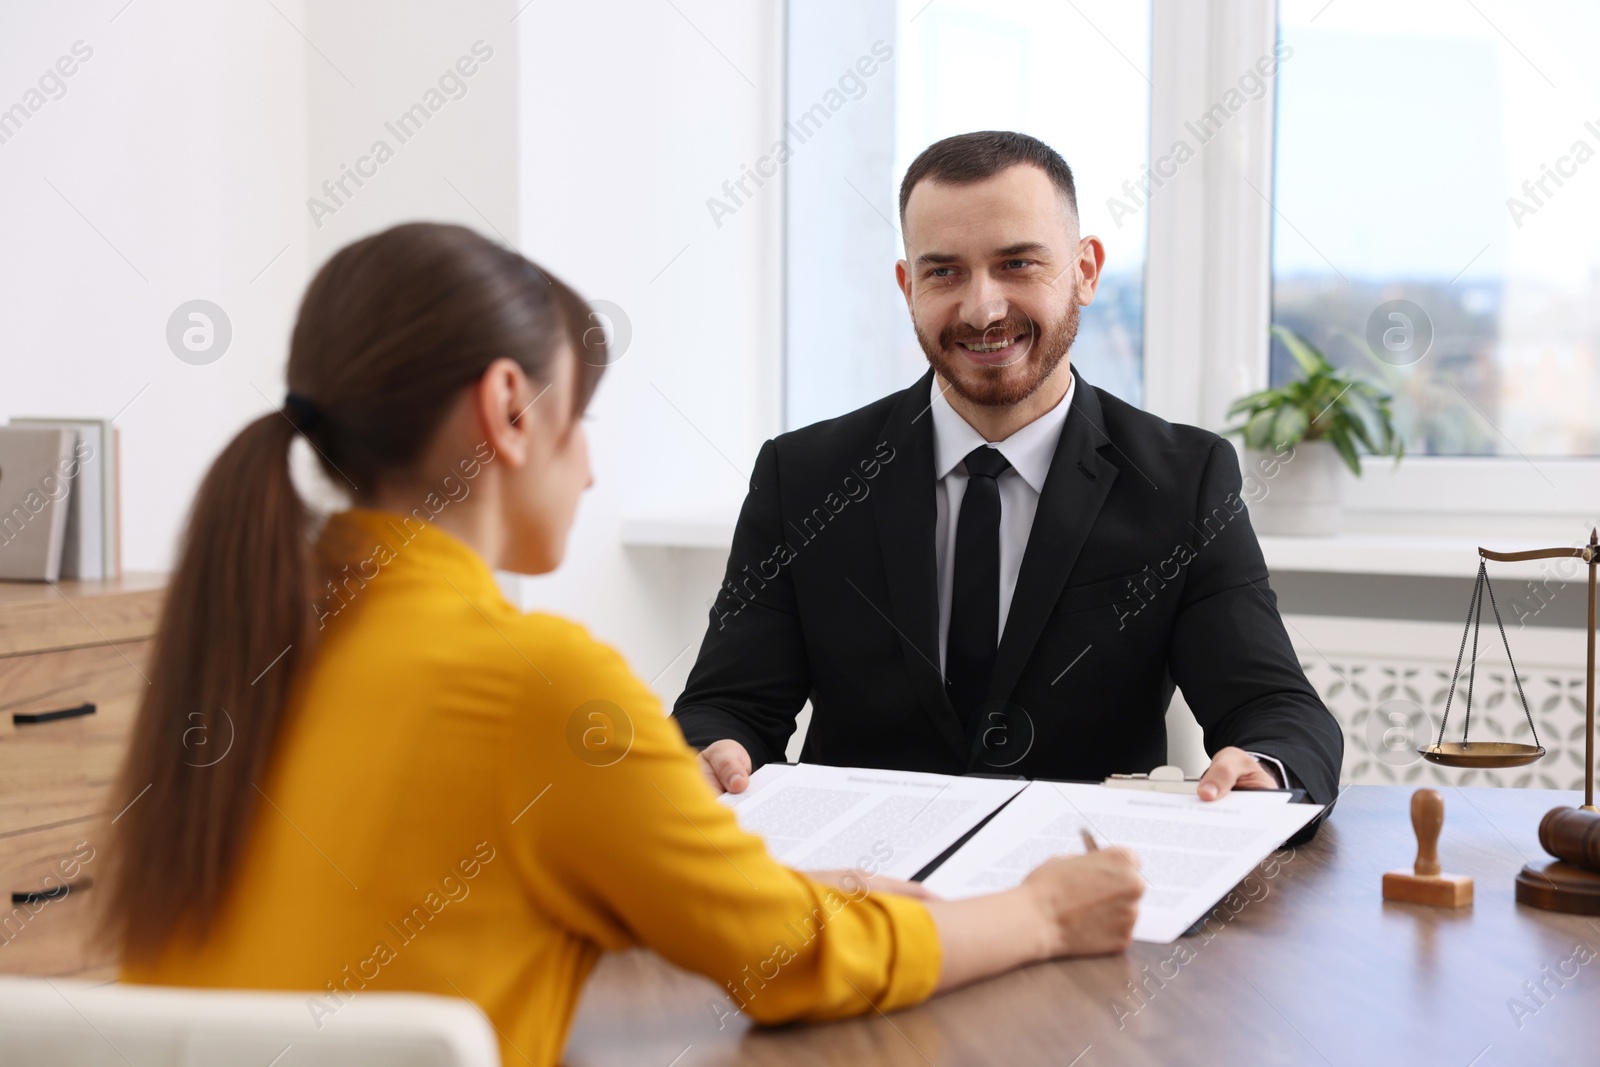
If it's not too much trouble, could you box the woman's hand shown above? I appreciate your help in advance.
[1021,847,1144,958]
[925,847,1144,993]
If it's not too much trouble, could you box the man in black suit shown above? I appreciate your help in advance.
[673,131,1342,814]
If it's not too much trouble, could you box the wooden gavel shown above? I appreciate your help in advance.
[1539,807,1600,871]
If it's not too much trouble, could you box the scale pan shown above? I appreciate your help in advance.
[1418,742,1546,768]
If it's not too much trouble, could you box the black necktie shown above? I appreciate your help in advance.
[947,445,1011,730]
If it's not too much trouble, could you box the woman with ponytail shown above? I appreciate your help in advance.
[106,222,1142,1066]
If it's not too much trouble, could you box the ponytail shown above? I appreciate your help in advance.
[104,412,315,961]
[102,222,602,964]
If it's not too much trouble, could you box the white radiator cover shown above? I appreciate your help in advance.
[1283,615,1592,791]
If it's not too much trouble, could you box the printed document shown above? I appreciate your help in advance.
[720,763,1026,880]
[921,779,1320,942]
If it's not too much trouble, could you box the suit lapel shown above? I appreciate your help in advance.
[869,370,971,761]
[978,376,1120,734]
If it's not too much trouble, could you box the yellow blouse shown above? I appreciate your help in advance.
[122,508,940,1066]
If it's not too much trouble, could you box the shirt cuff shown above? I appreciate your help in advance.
[1245,751,1290,789]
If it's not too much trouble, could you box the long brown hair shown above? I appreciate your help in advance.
[104,223,606,962]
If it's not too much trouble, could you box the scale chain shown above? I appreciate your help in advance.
[1435,559,1540,752]
[1481,561,1540,749]
[1437,564,1484,748]
[1464,562,1485,744]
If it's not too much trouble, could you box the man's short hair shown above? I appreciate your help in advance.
[898,130,1078,227]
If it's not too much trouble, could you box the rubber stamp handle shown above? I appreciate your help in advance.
[1412,788,1443,877]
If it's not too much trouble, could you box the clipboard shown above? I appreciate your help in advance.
[1101,763,1305,802]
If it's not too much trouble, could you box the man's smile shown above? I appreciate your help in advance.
[956,334,1027,364]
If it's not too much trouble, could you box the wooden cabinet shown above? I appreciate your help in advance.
[0,574,164,979]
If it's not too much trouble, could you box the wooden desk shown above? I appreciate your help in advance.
[565,786,1600,1066]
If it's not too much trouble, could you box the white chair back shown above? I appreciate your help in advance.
[0,976,501,1067]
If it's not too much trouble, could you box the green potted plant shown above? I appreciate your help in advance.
[1225,324,1404,536]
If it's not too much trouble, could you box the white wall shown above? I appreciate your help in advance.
[297,0,783,705]
[511,0,784,702]
[1,0,779,710]
[303,1,521,268]
[1,0,308,572]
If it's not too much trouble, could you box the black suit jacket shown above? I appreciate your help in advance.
[672,370,1343,811]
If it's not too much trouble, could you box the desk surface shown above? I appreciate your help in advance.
[564,785,1600,1066]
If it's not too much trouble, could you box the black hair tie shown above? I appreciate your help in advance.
[283,392,323,433]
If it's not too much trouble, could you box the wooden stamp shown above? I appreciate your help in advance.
[1382,788,1473,908]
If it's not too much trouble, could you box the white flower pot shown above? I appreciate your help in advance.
[1245,440,1344,536]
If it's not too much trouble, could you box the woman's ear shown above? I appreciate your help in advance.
[473,358,537,468]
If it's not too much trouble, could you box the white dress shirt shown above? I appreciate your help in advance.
[930,372,1075,672]
[927,372,1288,788]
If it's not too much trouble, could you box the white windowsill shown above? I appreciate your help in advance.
[620,515,741,551]
[1256,534,1581,580]
[620,514,1587,582]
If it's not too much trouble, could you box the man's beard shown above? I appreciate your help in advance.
[915,300,1080,408]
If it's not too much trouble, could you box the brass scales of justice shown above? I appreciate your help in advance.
[1418,529,1600,913]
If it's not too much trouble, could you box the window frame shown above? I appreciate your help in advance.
[1142,0,1600,537]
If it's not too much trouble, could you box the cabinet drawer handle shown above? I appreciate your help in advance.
[12,702,97,726]
[11,878,92,905]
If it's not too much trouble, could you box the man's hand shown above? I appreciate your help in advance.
[1196,746,1280,801]
[697,738,753,795]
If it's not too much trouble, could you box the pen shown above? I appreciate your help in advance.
[1080,828,1098,852]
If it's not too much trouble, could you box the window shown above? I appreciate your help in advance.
[1272,0,1600,458]
[785,0,1151,429]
